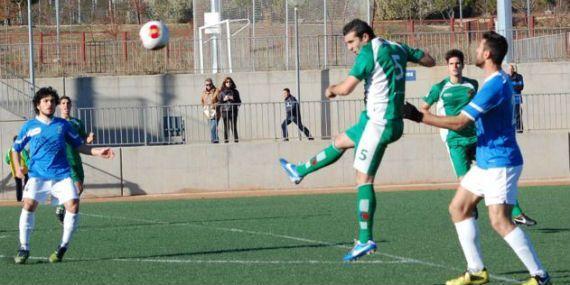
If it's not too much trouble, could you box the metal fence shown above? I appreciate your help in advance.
[1,28,569,77]
[0,64,35,119]
[73,93,570,147]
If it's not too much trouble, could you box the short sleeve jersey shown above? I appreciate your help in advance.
[461,71,523,169]
[13,117,84,180]
[423,76,478,146]
[349,38,425,124]
[66,117,87,167]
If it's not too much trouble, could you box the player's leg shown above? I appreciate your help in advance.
[278,111,370,184]
[15,177,23,202]
[15,177,47,264]
[279,132,350,184]
[281,117,292,141]
[344,119,402,262]
[50,178,80,263]
[449,143,480,219]
[446,167,488,285]
[512,200,537,226]
[485,166,549,284]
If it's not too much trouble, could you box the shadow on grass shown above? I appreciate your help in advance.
[530,228,570,234]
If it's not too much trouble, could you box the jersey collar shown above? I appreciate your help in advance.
[484,70,501,83]
[35,115,53,125]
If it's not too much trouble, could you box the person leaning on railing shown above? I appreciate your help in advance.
[201,78,220,144]
[217,77,241,143]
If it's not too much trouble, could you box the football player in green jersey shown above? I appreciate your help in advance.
[280,19,436,261]
[422,49,536,226]
[55,96,95,224]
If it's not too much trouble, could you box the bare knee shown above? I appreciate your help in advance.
[488,211,516,237]
[22,199,38,212]
[448,201,471,221]
[356,171,374,185]
[64,199,80,214]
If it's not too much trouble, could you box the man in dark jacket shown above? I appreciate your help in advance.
[508,64,524,133]
[281,88,313,141]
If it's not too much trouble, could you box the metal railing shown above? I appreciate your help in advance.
[1,28,568,77]
[0,64,35,119]
[76,93,570,146]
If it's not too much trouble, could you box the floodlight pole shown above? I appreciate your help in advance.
[323,0,327,69]
[459,0,463,27]
[496,0,513,63]
[294,6,300,105]
[285,1,289,70]
[27,0,35,94]
[211,0,219,73]
[252,0,256,71]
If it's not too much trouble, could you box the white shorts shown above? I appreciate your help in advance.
[23,177,78,206]
[460,165,522,206]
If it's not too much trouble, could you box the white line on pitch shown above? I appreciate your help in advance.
[111,258,411,265]
[82,212,520,284]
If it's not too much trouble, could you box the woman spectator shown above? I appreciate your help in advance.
[217,77,241,143]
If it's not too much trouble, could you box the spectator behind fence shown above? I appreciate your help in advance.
[218,77,241,143]
[201,78,220,143]
[281,88,313,141]
[508,64,524,133]
[5,135,29,202]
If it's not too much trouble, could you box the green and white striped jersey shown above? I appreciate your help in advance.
[349,38,425,124]
[423,76,479,145]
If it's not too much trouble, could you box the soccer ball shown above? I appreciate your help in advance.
[139,20,170,50]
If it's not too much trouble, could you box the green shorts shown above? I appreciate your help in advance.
[447,142,476,177]
[70,164,85,184]
[346,111,403,176]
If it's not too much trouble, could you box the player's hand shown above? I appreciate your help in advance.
[325,87,336,99]
[93,148,115,159]
[86,132,95,144]
[14,168,25,179]
[401,101,423,123]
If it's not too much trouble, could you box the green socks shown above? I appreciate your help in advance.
[357,184,376,243]
[296,144,344,177]
[511,200,523,217]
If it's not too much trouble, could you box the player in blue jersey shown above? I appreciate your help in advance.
[11,87,114,264]
[402,32,550,285]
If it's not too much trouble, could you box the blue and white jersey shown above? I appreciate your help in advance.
[461,70,523,169]
[13,116,84,180]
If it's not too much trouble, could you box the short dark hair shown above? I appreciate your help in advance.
[32,87,59,114]
[60,95,71,104]
[283,88,290,94]
[342,19,375,39]
[445,49,464,64]
[482,31,508,66]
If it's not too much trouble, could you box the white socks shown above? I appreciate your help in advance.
[19,209,35,250]
[454,217,485,272]
[60,211,79,248]
[504,227,546,277]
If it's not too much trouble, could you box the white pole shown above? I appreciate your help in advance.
[526,0,531,30]
[496,0,513,63]
[56,0,61,64]
[459,0,463,27]
[366,0,371,24]
[27,0,35,93]
[226,21,232,73]
[252,0,256,71]
[323,0,327,69]
[285,1,289,70]
[78,0,82,24]
[211,0,219,73]
[199,28,204,74]
[294,7,300,103]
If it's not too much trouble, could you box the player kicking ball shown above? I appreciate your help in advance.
[421,48,537,226]
[55,96,95,224]
[12,87,114,264]
[279,19,435,261]
[402,32,550,285]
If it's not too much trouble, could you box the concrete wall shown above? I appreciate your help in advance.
[3,130,566,200]
[34,61,570,108]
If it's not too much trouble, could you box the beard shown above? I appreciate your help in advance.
[475,58,484,68]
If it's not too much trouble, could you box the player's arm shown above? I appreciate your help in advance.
[417,52,435,67]
[402,43,435,67]
[76,144,115,159]
[420,111,472,131]
[326,76,360,99]
[11,150,25,179]
[11,126,30,179]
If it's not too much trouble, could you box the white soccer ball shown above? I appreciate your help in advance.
[139,21,170,50]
